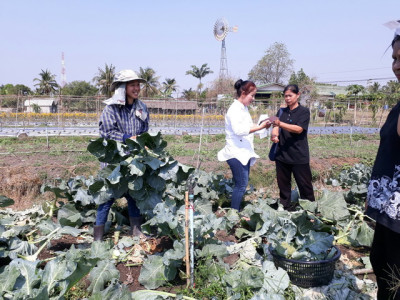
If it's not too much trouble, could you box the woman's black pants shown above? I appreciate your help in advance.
[370,222,400,300]
[275,160,315,209]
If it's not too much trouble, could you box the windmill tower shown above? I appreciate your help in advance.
[61,52,66,88]
[213,18,238,79]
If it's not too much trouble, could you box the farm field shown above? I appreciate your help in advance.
[0,132,380,299]
[0,133,379,210]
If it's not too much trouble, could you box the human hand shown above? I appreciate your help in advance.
[130,135,137,140]
[273,119,280,127]
[260,120,271,129]
[271,135,279,143]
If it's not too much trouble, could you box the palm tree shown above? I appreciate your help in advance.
[382,80,400,94]
[33,69,58,95]
[182,88,197,100]
[346,84,365,125]
[138,67,160,97]
[185,63,213,95]
[368,82,380,94]
[92,64,115,97]
[162,78,178,98]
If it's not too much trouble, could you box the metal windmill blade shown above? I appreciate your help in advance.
[214,18,228,41]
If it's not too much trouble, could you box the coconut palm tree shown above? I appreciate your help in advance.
[368,82,380,94]
[346,84,365,125]
[138,67,160,97]
[92,64,115,97]
[182,88,197,100]
[162,78,178,98]
[33,69,59,95]
[185,63,213,95]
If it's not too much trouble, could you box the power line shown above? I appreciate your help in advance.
[319,76,396,84]
[317,67,391,75]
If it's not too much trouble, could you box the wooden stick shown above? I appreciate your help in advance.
[184,191,190,287]
[353,268,374,275]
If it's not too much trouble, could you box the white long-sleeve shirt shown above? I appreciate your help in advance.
[217,100,259,166]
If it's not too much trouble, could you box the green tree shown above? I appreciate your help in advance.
[0,84,15,95]
[61,81,98,96]
[368,82,380,94]
[346,84,365,97]
[185,63,213,95]
[138,67,160,97]
[92,64,115,97]
[0,84,32,95]
[14,84,32,95]
[182,88,197,100]
[346,84,365,125]
[289,68,313,87]
[161,78,178,98]
[382,80,400,94]
[248,42,294,85]
[33,69,59,95]
[31,103,41,113]
[381,80,400,106]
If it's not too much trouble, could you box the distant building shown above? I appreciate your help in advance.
[144,99,198,114]
[314,84,348,99]
[24,98,58,113]
[255,83,285,100]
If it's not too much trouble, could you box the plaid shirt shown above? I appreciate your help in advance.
[99,99,149,143]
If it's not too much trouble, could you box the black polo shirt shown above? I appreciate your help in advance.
[275,104,310,164]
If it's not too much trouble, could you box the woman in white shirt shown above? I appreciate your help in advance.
[218,79,271,210]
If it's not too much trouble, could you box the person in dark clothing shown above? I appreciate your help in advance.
[366,28,400,300]
[271,84,315,210]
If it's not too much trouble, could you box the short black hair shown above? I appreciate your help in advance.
[283,84,300,94]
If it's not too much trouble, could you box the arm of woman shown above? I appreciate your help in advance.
[271,125,280,143]
[229,106,270,135]
[273,119,304,134]
[249,121,271,133]
[398,113,400,136]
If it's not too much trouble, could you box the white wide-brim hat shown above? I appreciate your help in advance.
[111,69,146,91]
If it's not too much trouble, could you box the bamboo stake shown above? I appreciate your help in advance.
[184,191,190,287]
[189,192,195,287]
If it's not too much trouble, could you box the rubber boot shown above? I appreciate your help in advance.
[129,216,145,238]
[93,224,104,241]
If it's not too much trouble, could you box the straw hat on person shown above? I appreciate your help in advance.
[111,69,146,91]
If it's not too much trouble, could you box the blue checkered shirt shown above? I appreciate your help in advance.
[99,99,149,143]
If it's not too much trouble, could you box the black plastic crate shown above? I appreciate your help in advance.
[271,246,341,288]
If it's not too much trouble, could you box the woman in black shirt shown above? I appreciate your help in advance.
[271,84,315,210]
[366,29,400,300]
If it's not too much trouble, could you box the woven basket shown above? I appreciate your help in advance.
[271,246,341,288]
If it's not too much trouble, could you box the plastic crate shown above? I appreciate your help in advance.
[271,246,341,288]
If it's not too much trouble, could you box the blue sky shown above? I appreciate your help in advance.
[0,0,398,94]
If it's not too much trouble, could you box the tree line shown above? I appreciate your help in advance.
[0,64,217,100]
[1,42,399,105]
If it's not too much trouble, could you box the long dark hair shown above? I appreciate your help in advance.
[234,79,256,98]
[392,34,400,47]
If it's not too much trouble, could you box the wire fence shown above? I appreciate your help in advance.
[0,94,390,130]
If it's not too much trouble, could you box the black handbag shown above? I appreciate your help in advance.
[268,142,278,161]
[268,108,283,161]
